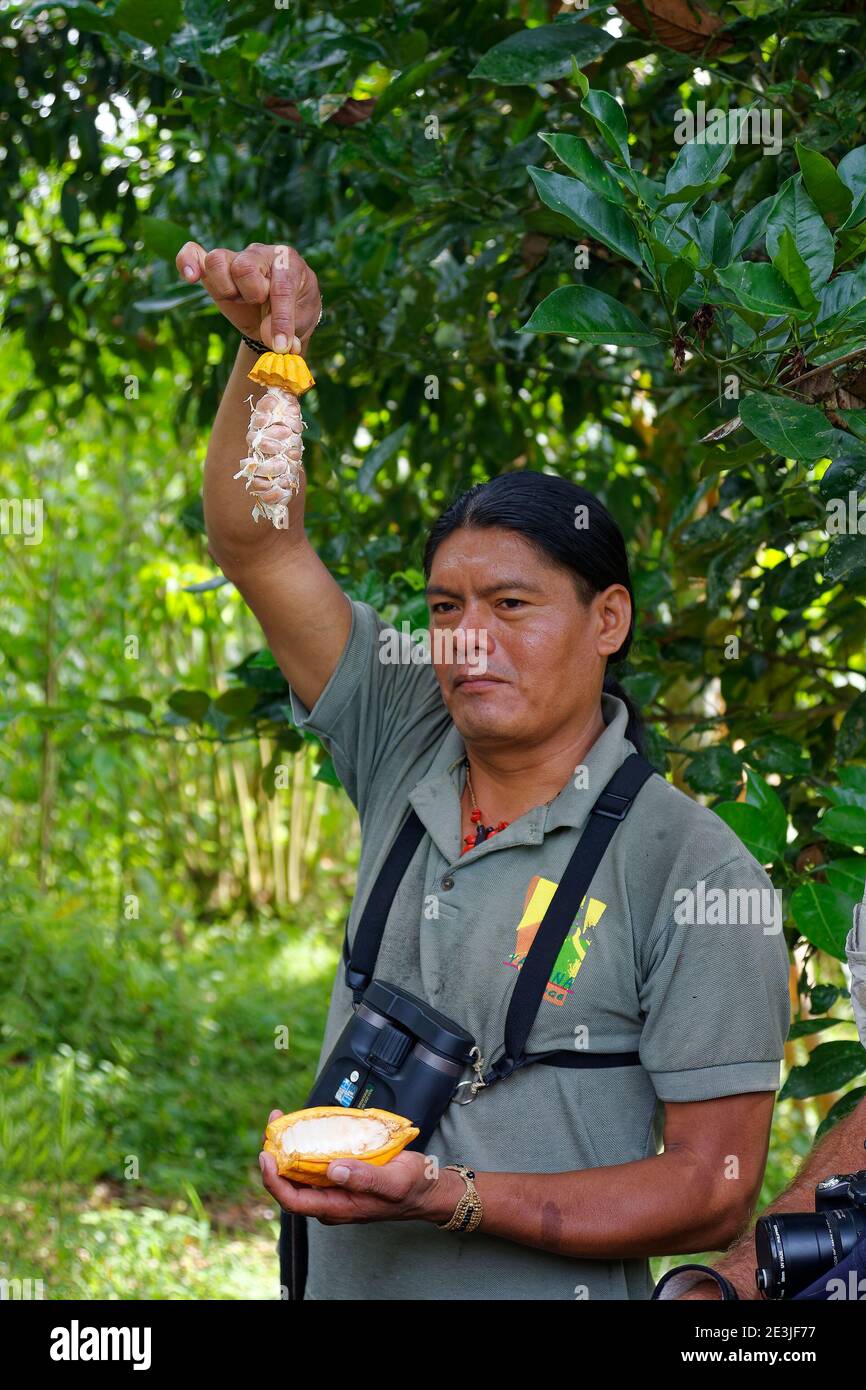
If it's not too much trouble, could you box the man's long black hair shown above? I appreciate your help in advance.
[422,471,647,756]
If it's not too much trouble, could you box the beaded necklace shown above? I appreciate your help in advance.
[461,758,509,855]
[460,757,559,855]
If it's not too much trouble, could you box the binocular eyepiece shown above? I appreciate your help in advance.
[306,979,477,1149]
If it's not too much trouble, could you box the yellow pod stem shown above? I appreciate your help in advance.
[247,351,315,395]
[264,1105,420,1187]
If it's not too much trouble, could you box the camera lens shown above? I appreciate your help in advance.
[755,1207,866,1299]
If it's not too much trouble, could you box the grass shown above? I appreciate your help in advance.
[1,893,341,1298]
[1,1187,281,1300]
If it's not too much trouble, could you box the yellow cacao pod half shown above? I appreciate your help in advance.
[247,351,315,395]
[264,1105,420,1187]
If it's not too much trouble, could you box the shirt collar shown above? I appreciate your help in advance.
[407,694,635,864]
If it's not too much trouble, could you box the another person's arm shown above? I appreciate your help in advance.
[176,239,351,710]
[676,1098,866,1300]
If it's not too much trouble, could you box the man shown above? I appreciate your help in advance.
[179,239,791,1301]
[659,901,866,1302]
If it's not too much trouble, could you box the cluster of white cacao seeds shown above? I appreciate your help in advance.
[234,385,306,530]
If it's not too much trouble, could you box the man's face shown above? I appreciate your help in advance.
[425,526,631,749]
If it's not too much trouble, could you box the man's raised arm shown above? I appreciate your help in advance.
[176,239,351,711]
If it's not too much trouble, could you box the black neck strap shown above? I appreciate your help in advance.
[344,810,426,999]
[485,753,656,1084]
[343,753,656,1084]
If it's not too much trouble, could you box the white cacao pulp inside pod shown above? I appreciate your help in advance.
[280,1114,391,1157]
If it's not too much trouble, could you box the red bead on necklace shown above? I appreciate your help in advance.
[461,758,510,855]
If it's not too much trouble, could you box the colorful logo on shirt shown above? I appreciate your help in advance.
[503,876,608,1006]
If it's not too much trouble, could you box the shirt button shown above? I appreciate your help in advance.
[441,875,455,891]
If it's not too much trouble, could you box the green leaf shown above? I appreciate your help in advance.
[837,146,866,229]
[743,766,788,848]
[795,142,853,223]
[651,205,702,259]
[618,670,662,705]
[816,269,866,330]
[657,180,728,211]
[28,1,119,35]
[816,1087,866,1139]
[6,388,39,422]
[664,139,733,207]
[373,50,455,118]
[779,1041,866,1100]
[819,456,866,501]
[110,0,182,46]
[771,227,821,313]
[835,220,866,271]
[664,257,695,304]
[838,408,866,442]
[212,687,261,717]
[828,767,866,808]
[765,176,835,291]
[229,650,288,693]
[837,693,866,760]
[139,215,189,262]
[60,180,81,236]
[470,20,614,85]
[538,133,627,204]
[823,535,866,585]
[356,421,411,494]
[825,855,866,900]
[684,746,743,795]
[821,805,866,849]
[799,16,858,40]
[714,262,813,320]
[521,285,657,346]
[617,168,666,210]
[730,196,775,259]
[238,31,271,62]
[810,983,845,1013]
[580,89,630,167]
[731,0,785,15]
[167,689,211,722]
[741,734,810,776]
[101,696,152,717]
[181,576,230,593]
[527,167,642,266]
[713,801,785,864]
[314,754,341,787]
[569,56,589,98]
[788,1017,845,1039]
[694,203,732,268]
[738,392,840,460]
[790,882,853,960]
[133,287,210,314]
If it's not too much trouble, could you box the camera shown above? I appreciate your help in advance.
[754,1166,866,1299]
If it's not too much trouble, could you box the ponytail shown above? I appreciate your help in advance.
[602,672,646,757]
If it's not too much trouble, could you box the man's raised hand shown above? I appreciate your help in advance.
[175,241,321,355]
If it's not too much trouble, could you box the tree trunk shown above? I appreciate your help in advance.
[37,562,59,891]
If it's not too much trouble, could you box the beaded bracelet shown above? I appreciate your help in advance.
[240,302,323,358]
[240,331,269,356]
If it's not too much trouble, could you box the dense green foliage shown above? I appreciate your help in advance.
[2,0,866,1296]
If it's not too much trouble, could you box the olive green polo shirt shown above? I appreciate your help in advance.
[288,598,790,1301]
